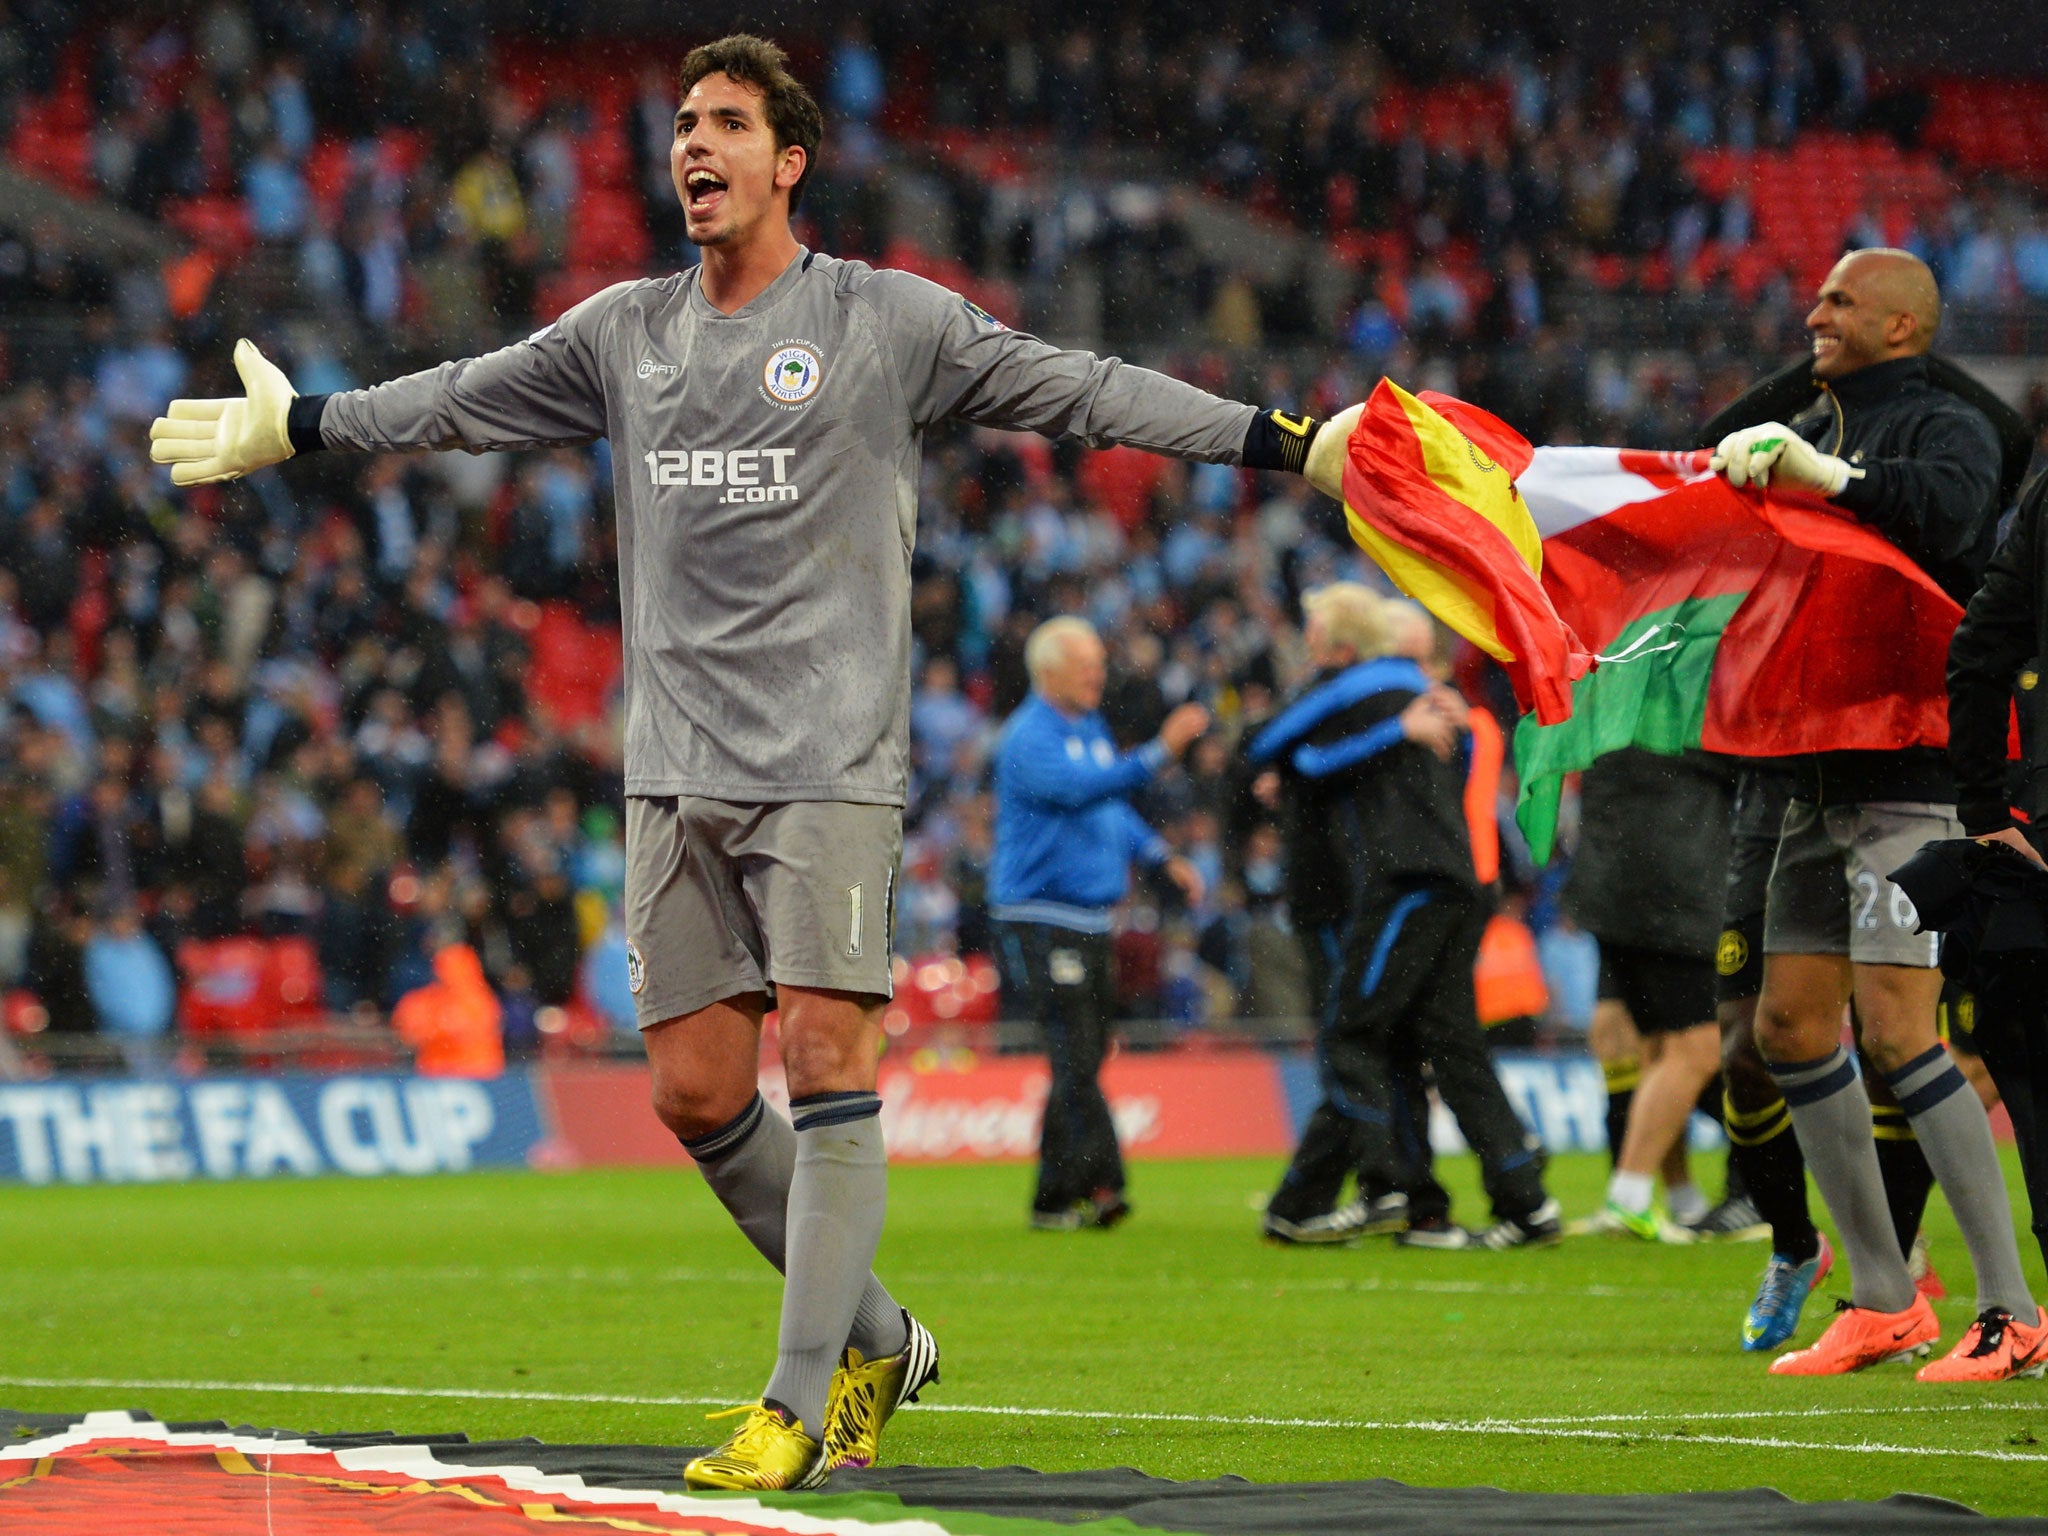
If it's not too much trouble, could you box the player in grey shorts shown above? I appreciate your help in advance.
[1708,248,2034,1378]
[150,33,1346,1488]
[623,797,904,1021]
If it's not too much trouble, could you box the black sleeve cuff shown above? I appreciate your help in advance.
[286,394,331,455]
[1831,460,1883,515]
[1242,407,1323,474]
[1956,798,2016,838]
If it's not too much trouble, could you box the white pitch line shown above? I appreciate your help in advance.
[3,1375,2043,1464]
[0,1376,730,1410]
[22,1263,1772,1307]
[1507,1417,2015,1441]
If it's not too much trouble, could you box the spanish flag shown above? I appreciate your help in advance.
[1327,380,1592,725]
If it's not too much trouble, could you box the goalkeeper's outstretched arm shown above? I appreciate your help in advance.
[151,296,614,482]
[864,267,1362,487]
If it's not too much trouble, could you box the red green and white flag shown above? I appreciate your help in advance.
[1510,447,1963,861]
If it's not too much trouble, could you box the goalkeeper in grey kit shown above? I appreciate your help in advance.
[152,34,1348,1490]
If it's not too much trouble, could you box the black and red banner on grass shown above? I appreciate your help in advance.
[0,1415,903,1535]
[2,1409,2019,1535]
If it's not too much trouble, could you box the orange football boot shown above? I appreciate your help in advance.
[1769,1294,1939,1375]
[1917,1306,2048,1383]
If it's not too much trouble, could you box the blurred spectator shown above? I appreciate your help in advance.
[897,839,961,956]
[244,134,309,241]
[582,917,637,1036]
[829,21,886,125]
[911,655,982,779]
[83,904,177,1071]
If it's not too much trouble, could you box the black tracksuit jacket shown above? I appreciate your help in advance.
[1948,470,2048,837]
[1243,658,1477,931]
[1727,356,2004,806]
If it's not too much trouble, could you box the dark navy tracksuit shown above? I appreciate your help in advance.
[1249,660,1544,1225]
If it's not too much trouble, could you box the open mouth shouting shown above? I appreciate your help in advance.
[685,168,729,219]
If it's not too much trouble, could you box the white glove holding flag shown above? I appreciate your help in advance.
[1303,403,1364,503]
[149,339,298,486]
[1710,421,1864,497]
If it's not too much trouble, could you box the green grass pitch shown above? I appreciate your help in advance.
[3,1150,2044,1517]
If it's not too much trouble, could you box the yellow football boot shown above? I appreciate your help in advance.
[822,1311,941,1472]
[683,1400,826,1491]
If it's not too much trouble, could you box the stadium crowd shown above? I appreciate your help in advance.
[3,3,2048,1059]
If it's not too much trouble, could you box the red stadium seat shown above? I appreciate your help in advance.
[8,109,94,193]
[566,188,651,268]
[177,938,326,1036]
[892,953,1001,1030]
[163,196,253,257]
[3,989,48,1036]
[1077,444,1166,533]
[575,127,631,190]
[304,139,354,223]
[524,600,623,728]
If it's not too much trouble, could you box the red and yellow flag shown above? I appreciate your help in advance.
[1336,380,1592,725]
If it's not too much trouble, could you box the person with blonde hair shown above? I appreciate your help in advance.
[1299,582,1391,661]
[1250,585,1559,1247]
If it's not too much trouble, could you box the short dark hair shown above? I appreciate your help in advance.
[677,34,824,213]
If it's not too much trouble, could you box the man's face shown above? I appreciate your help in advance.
[671,72,802,248]
[1302,609,1345,668]
[1043,633,1107,713]
[1806,258,1903,380]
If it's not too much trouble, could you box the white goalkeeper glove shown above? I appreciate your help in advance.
[1303,402,1364,503]
[1710,421,1865,497]
[149,339,298,486]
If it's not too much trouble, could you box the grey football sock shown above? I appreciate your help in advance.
[1885,1044,2037,1318]
[681,1095,909,1364]
[761,1092,890,1440]
[1768,1047,1916,1314]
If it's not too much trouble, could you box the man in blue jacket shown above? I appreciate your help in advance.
[992,617,1207,1229]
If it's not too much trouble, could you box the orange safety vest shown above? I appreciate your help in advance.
[1475,911,1549,1026]
[393,944,506,1078]
[1463,704,1503,886]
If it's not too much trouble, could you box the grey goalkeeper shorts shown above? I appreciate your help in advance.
[624,796,901,1028]
[1762,800,1957,970]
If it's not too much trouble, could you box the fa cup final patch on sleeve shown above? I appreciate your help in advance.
[626,939,647,995]
[761,341,824,409]
[961,297,1007,329]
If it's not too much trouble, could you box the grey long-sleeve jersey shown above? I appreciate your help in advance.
[318,249,1257,804]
